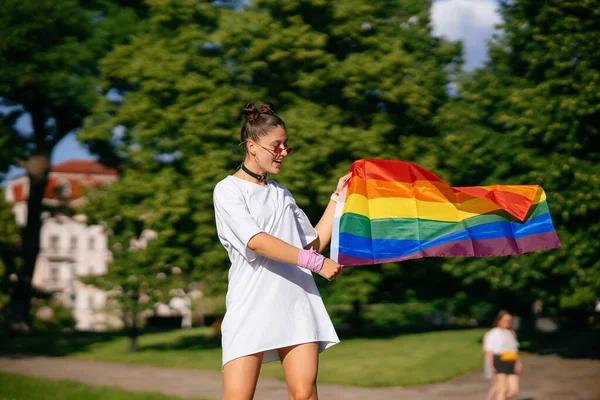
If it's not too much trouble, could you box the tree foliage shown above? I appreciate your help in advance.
[434,0,600,315]
[72,0,600,324]
[84,239,188,351]
[0,193,19,325]
[0,0,145,328]
[81,0,461,307]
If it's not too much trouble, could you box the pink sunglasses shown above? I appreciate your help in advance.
[257,143,294,155]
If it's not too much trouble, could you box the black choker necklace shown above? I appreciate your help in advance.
[241,164,267,183]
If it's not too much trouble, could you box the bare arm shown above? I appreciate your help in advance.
[248,232,302,265]
[248,232,342,280]
[307,172,352,253]
[513,331,522,374]
[310,200,337,253]
[515,356,522,374]
[483,332,495,376]
[485,350,495,375]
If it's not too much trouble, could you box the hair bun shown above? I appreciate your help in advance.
[243,102,260,122]
[259,102,276,114]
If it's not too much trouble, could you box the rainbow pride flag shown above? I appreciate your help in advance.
[331,159,561,266]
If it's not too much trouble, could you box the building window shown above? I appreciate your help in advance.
[55,178,72,199]
[88,236,95,250]
[88,295,95,310]
[70,236,77,251]
[50,235,59,252]
[88,265,94,276]
[50,265,60,283]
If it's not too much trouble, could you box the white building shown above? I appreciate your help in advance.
[4,160,121,331]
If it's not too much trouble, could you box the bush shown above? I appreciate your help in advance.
[31,298,76,332]
[328,299,496,336]
[362,302,438,332]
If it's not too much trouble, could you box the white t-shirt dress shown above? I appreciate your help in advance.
[213,176,340,367]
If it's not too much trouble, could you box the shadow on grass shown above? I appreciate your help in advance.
[0,330,123,357]
[3,323,597,361]
[136,333,221,352]
[0,328,222,357]
[335,322,481,340]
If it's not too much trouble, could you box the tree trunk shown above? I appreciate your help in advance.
[128,310,138,352]
[10,152,51,331]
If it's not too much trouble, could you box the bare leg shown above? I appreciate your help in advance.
[278,342,319,400]
[222,352,264,400]
[495,374,508,400]
[507,374,520,399]
[487,375,499,400]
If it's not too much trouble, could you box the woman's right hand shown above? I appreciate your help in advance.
[515,361,522,375]
[319,258,342,281]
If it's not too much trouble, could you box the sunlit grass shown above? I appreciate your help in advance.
[0,371,208,400]
[67,327,485,387]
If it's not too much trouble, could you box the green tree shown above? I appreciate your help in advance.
[81,0,461,316]
[434,0,600,317]
[0,0,144,329]
[83,164,193,351]
[0,193,19,326]
[82,0,230,295]
[84,236,187,352]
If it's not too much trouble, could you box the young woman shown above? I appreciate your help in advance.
[484,311,522,400]
[213,102,350,400]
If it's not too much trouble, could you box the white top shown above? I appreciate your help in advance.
[483,327,519,354]
[213,176,340,367]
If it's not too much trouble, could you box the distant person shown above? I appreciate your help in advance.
[213,102,350,400]
[484,311,522,400]
[483,330,499,400]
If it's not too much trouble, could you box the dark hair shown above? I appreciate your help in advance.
[492,310,511,328]
[240,102,286,156]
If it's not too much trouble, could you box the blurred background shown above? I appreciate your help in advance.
[1,0,599,399]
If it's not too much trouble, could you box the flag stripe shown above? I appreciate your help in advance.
[339,201,551,241]
[337,231,562,265]
[337,212,556,260]
[343,192,545,222]
[350,177,539,203]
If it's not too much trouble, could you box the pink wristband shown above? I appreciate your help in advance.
[298,248,325,273]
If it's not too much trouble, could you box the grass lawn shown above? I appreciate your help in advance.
[0,371,206,400]
[2,328,486,387]
[306,329,486,387]
[62,328,486,387]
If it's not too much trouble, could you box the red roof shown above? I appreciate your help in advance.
[9,160,118,204]
[51,160,118,176]
[44,177,89,200]
[13,183,24,203]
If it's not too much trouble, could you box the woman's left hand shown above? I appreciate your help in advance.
[335,172,352,194]
[515,360,522,375]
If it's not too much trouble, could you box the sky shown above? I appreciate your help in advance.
[1,0,501,185]
[432,0,502,70]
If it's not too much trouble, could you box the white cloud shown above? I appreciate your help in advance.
[431,0,502,70]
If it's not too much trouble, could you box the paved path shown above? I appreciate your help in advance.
[1,354,599,399]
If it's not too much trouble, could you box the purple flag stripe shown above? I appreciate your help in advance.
[338,231,562,267]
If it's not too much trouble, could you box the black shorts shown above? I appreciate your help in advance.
[493,354,516,375]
